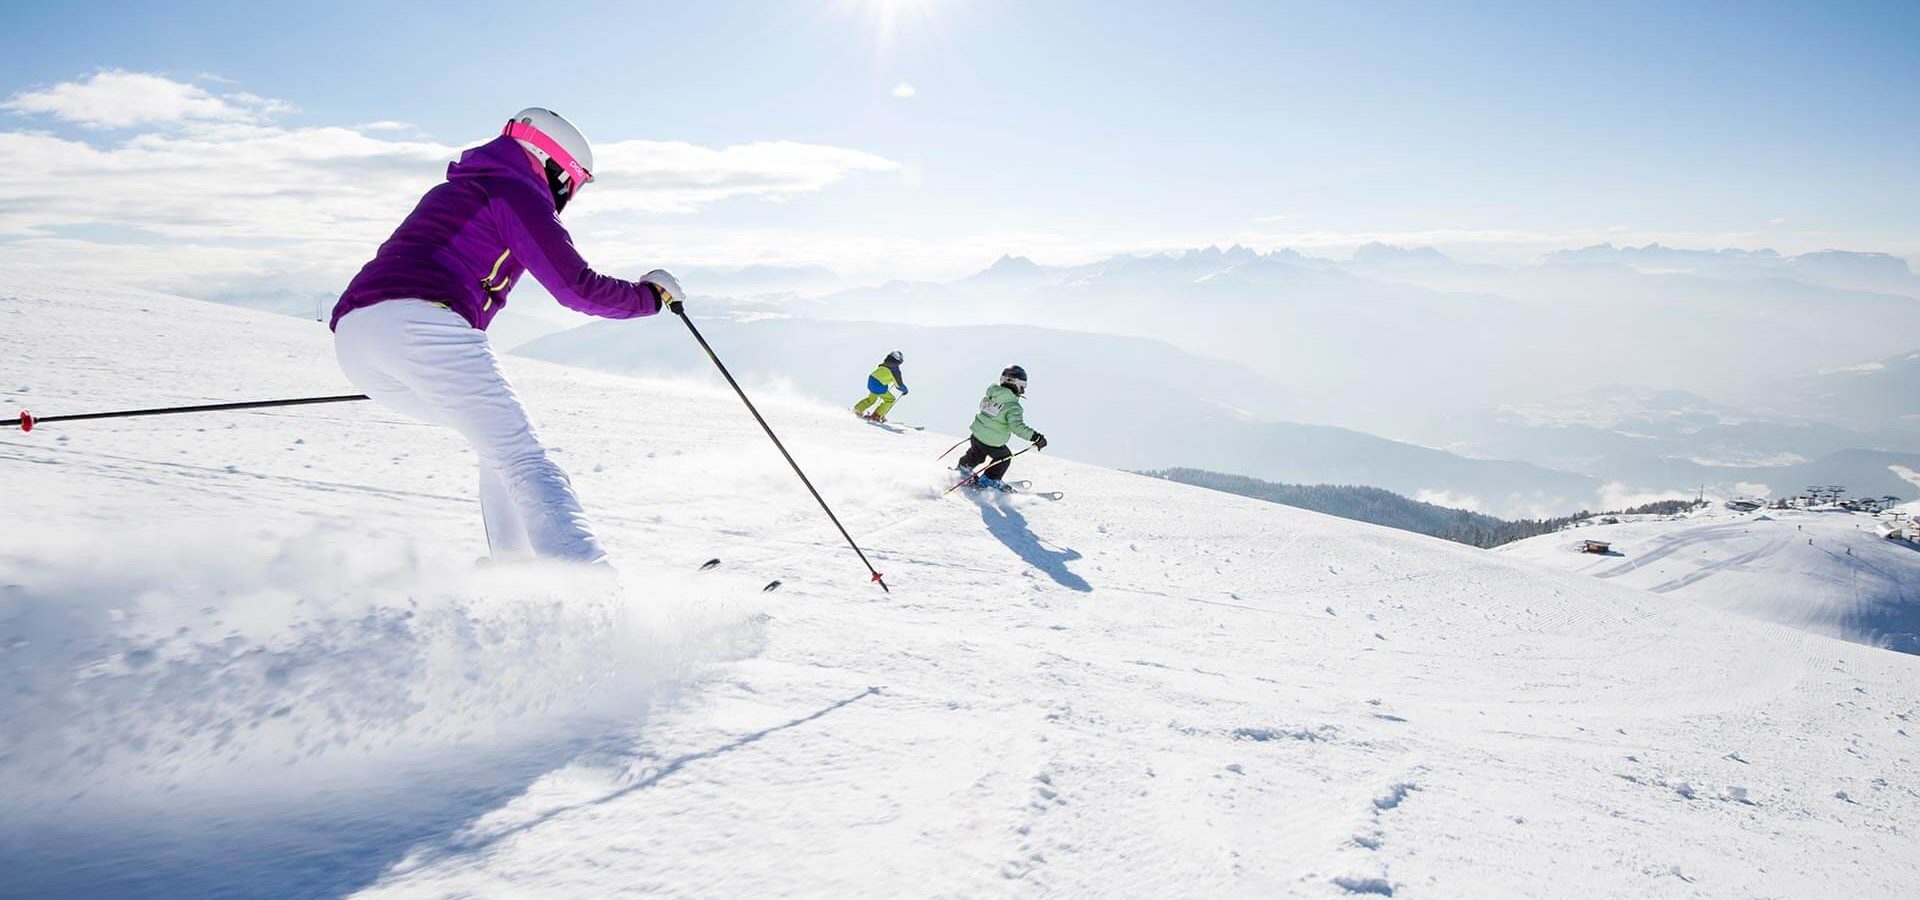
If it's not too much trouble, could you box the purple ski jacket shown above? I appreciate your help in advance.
[330,135,660,331]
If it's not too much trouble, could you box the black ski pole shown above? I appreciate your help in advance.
[668,302,891,592]
[6,394,369,433]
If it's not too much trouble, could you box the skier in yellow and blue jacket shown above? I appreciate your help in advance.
[853,350,909,423]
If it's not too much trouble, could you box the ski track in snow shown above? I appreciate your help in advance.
[3,281,1920,898]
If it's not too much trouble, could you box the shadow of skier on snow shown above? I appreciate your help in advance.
[975,494,1092,592]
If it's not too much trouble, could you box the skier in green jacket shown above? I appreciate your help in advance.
[956,364,1048,490]
[853,350,909,423]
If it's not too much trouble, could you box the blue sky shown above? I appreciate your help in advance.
[1,0,1915,290]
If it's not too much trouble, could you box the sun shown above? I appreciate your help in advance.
[830,0,955,51]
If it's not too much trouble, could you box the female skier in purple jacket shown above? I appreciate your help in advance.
[332,108,681,565]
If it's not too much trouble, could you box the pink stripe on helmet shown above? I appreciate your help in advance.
[503,120,593,189]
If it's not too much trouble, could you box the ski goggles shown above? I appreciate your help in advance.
[502,120,594,192]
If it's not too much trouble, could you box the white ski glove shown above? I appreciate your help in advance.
[641,269,686,314]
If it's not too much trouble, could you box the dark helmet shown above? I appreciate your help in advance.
[885,349,904,364]
[1000,364,1028,395]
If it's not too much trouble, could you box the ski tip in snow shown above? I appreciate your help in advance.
[698,558,784,592]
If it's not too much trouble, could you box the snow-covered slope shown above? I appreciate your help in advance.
[1501,506,1920,654]
[5,279,1920,899]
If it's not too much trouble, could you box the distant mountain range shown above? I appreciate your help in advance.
[515,315,1603,518]
[173,238,1920,514]
[1415,382,1920,504]
[1764,347,1920,432]
[803,243,1920,436]
[1538,243,1920,297]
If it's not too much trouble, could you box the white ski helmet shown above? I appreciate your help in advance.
[503,108,595,207]
[886,349,905,364]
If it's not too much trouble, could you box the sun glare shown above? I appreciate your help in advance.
[831,0,955,53]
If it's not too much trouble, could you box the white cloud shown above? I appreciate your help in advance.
[0,238,353,295]
[1596,482,1693,510]
[0,71,903,295]
[588,140,900,215]
[1891,465,1920,493]
[1815,361,1884,375]
[226,91,296,118]
[1414,489,1482,512]
[0,125,457,241]
[892,82,917,99]
[2,70,289,129]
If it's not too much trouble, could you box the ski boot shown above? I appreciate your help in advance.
[976,475,1007,492]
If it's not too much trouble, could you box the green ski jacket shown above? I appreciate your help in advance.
[969,384,1036,447]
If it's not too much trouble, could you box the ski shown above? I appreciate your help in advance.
[860,417,924,431]
[985,479,1061,500]
[1010,487,1065,501]
[947,479,1063,501]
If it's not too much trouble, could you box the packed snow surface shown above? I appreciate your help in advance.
[3,280,1919,899]
[1501,505,1920,655]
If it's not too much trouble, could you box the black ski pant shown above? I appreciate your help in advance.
[958,436,1014,480]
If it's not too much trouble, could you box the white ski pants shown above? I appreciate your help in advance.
[334,300,607,563]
